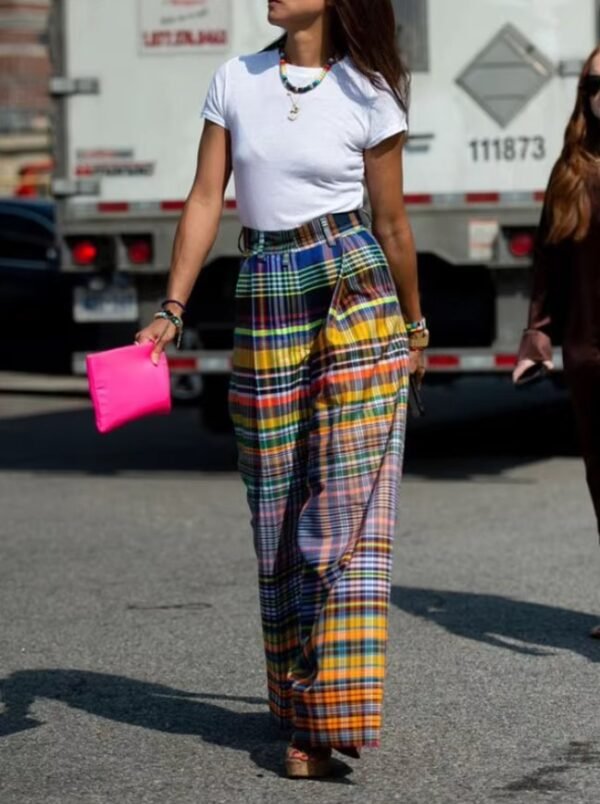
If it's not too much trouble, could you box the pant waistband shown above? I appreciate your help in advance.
[239,210,369,255]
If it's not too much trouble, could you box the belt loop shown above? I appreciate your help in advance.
[319,215,336,247]
[238,228,249,256]
[359,208,372,230]
[257,230,266,255]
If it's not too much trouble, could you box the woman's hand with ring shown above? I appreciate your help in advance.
[135,319,177,365]
[409,349,426,386]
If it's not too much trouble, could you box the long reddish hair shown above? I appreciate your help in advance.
[545,47,600,244]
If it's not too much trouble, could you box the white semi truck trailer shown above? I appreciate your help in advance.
[49,0,598,428]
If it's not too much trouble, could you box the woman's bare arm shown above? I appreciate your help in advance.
[166,122,232,304]
[137,121,231,360]
[365,133,424,376]
[364,133,421,323]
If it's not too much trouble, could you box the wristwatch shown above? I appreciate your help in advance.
[408,328,430,350]
[406,317,430,350]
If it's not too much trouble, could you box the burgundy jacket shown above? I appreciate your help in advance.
[518,182,600,375]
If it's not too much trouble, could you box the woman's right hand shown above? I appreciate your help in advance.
[512,358,554,385]
[135,318,177,366]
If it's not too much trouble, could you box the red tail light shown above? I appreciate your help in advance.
[427,355,460,368]
[126,238,152,265]
[72,240,98,266]
[15,184,37,197]
[508,232,535,258]
[495,354,518,368]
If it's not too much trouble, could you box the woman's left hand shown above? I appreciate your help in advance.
[409,349,426,386]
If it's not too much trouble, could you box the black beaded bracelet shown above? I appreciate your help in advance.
[161,298,186,313]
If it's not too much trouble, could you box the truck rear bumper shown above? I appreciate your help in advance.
[72,348,564,376]
[72,350,234,376]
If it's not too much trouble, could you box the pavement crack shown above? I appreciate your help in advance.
[126,601,212,612]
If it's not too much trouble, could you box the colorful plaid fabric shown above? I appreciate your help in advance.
[229,212,409,748]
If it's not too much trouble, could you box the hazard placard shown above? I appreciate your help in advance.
[468,219,499,261]
[138,0,231,55]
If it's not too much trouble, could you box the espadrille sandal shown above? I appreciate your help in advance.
[285,745,333,778]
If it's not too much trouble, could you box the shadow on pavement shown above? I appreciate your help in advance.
[391,586,600,662]
[0,669,353,781]
[0,406,239,475]
[404,396,579,480]
[0,394,579,479]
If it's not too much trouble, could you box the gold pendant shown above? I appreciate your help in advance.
[287,92,300,122]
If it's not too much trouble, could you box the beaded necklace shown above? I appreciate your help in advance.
[278,48,336,122]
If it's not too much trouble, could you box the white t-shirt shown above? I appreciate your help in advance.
[201,50,408,232]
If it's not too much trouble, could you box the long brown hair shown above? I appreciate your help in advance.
[545,47,600,244]
[266,0,410,114]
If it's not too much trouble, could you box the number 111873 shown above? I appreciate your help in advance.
[469,136,546,162]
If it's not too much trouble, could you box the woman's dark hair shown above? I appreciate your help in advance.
[545,46,600,244]
[265,0,410,114]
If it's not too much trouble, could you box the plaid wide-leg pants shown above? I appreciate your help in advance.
[229,211,409,748]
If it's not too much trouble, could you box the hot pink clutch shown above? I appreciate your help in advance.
[86,342,172,434]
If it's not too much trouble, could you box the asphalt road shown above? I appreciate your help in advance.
[1,378,599,804]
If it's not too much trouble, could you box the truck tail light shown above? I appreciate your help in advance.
[508,231,535,259]
[71,240,98,266]
[15,183,37,198]
[125,236,153,265]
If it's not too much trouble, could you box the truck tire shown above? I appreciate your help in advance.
[171,373,203,402]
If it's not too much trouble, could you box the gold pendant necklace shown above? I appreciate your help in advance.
[287,92,300,122]
[279,48,336,123]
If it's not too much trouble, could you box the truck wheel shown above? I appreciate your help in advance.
[171,373,203,403]
[200,376,233,433]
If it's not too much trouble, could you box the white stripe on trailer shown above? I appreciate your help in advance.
[404,191,545,206]
[71,350,233,377]
[70,193,546,217]
[168,352,233,375]
[458,354,496,370]
[425,350,563,372]
[70,200,238,216]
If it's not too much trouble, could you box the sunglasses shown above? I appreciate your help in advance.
[582,75,600,96]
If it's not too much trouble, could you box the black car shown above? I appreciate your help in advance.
[0,198,57,271]
[0,198,75,373]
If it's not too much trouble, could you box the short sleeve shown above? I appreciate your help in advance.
[201,61,229,129]
[365,87,407,149]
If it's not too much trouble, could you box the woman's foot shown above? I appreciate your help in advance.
[285,744,333,778]
[589,624,600,639]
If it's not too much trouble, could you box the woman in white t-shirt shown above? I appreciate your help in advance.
[137,0,427,778]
